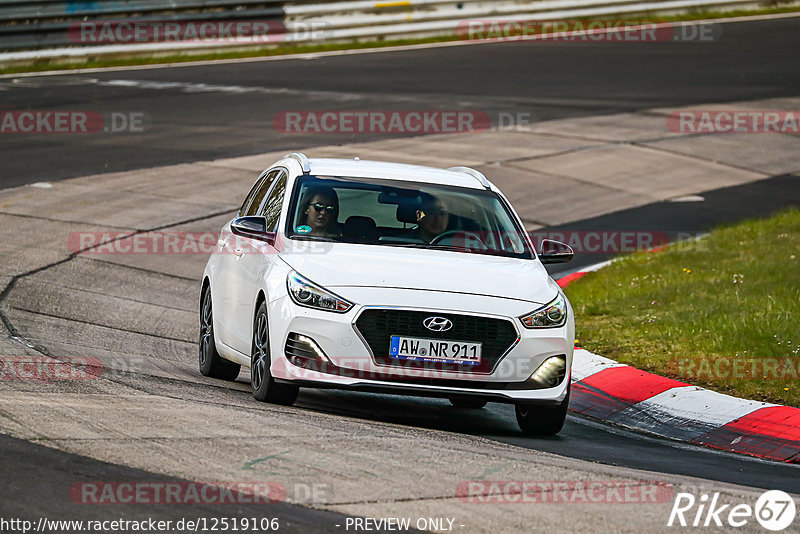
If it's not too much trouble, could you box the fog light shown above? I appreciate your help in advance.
[285,332,331,364]
[528,355,567,388]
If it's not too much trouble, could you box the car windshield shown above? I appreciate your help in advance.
[287,175,533,259]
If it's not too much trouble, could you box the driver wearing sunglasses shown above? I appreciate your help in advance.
[299,185,342,238]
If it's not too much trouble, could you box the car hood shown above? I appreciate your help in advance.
[278,241,557,305]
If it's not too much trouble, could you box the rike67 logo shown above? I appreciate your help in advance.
[668,490,796,531]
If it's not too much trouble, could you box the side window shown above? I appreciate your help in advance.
[239,174,266,217]
[260,171,287,231]
[241,169,280,217]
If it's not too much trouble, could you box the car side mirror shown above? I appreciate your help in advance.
[538,239,574,264]
[230,216,276,245]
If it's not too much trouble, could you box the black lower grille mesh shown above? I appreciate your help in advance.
[354,309,518,374]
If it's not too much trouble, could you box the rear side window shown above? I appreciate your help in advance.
[240,169,281,217]
[260,171,287,231]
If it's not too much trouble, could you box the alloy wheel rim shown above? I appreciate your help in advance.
[199,291,213,367]
[251,312,268,390]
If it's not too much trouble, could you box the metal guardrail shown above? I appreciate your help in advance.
[0,0,788,60]
[0,0,286,51]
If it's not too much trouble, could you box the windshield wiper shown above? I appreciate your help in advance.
[380,242,476,253]
[292,235,339,242]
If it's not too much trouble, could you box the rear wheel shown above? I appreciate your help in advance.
[449,397,488,409]
[515,385,570,436]
[198,285,240,381]
[251,301,298,405]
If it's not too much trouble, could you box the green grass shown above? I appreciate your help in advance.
[1,6,799,76]
[566,208,800,406]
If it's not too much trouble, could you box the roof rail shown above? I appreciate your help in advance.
[447,166,491,190]
[283,152,310,174]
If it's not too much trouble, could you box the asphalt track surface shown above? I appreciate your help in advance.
[2,15,800,530]
[546,173,800,277]
[0,434,376,533]
[2,16,800,189]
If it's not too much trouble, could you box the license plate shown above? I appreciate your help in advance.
[389,336,482,365]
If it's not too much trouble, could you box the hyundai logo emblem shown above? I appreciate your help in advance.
[423,316,453,332]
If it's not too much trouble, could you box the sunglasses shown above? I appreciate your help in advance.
[310,202,336,213]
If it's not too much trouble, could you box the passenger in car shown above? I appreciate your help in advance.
[299,185,343,237]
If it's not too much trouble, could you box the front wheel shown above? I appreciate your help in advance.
[515,385,570,436]
[251,301,298,405]
[199,285,241,381]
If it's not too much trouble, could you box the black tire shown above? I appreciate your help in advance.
[199,284,241,381]
[515,384,570,436]
[251,301,299,405]
[449,397,488,409]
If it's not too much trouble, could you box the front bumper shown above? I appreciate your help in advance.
[276,374,569,405]
[268,289,574,403]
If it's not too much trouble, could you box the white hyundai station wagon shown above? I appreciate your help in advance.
[200,153,576,435]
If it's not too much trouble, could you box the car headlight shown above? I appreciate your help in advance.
[519,292,567,328]
[287,272,353,313]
